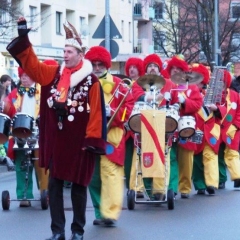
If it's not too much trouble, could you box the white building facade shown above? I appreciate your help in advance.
[0,0,154,79]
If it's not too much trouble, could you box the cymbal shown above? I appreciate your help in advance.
[137,74,165,90]
[171,72,203,85]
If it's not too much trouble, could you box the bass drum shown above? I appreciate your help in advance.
[0,113,11,144]
[128,101,153,133]
[12,113,34,138]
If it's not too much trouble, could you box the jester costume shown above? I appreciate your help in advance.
[6,81,49,200]
[88,71,134,221]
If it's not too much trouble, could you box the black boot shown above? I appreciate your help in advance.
[45,233,65,240]
[234,179,240,188]
[206,186,215,195]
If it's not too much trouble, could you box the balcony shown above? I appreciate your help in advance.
[133,38,154,54]
[133,2,150,21]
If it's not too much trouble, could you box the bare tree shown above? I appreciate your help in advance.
[0,0,51,40]
[0,0,22,38]
[153,0,240,67]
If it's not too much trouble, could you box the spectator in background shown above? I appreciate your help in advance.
[0,74,14,97]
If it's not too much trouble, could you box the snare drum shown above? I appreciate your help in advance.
[12,113,34,138]
[178,116,196,138]
[159,105,179,133]
[0,113,11,144]
[128,101,153,133]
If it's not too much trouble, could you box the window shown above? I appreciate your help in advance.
[231,33,240,50]
[29,6,37,29]
[79,16,86,38]
[128,22,131,42]
[56,11,62,34]
[121,20,124,41]
[0,9,7,26]
[197,1,212,22]
[153,29,165,53]
[231,3,240,19]
[154,2,163,19]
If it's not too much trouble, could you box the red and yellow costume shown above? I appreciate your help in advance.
[86,46,134,221]
[192,64,226,191]
[5,78,49,199]
[219,72,240,183]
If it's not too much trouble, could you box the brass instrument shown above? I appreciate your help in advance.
[106,77,132,132]
[204,66,226,106]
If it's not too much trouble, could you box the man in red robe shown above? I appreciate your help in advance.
[7,17,106,240]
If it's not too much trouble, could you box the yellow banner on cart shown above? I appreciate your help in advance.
[141,110,166,178]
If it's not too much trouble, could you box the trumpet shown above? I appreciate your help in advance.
[106,78,132,132]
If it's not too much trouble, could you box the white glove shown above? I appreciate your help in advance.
[178,93,185,103]
[144,92,153,103]
[164,92,171,101]
[105,104,111,117]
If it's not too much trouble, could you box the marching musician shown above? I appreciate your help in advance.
[192,64,226,195]
[165,55,188,197]
[131,53,175,200]
[5,67,48,207]
[7,17,106,240]
[124,57,145,198]
[218,70,240,189]
[168,56,203,199]
[86,46,134,226]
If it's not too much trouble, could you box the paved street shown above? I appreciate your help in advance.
[1,170,240,240]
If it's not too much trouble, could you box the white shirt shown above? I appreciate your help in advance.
[21,84,36,118]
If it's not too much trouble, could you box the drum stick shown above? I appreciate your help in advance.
[121,107,127,122]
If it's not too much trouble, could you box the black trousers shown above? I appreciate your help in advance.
[48,177,87,235]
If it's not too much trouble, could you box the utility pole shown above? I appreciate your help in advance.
[105,0,110,52]
[213,0,219,65]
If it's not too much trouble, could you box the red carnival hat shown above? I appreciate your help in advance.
[125,57,144,77]
[191,63,210,85]
[143,54,162,71]
[18,67,25,78]
[85,46,111,69]
[166,55,189,74]
[43,59,59,66]
[223,70,232,88]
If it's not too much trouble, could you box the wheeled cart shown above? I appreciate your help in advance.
[127,110,175,211]
[1,137,48,211]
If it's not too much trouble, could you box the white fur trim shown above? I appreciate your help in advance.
[60,59,93,88]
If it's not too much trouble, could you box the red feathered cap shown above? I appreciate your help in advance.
[191,63,210,85]
[125,57,144,77]
[143,54,162,71]
[85,46,111,69]
[18,67,25,78]
[43,59,58,66]
[223,70,232,88]
[166,55,189,74]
